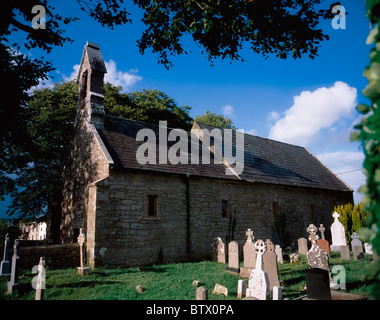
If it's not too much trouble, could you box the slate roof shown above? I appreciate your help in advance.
[96,116,352,192]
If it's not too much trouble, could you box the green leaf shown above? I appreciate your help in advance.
[350,131,360,142]
[357,103,371,114]
[362,80,380,99]
[367,26,379,44]
[363,62,380,81]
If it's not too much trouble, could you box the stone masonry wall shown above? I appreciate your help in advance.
[60,118,109,244]
[4,243,80,270]
[90,169,353,267]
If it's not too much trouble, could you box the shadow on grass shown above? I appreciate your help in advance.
[282,273,306,287]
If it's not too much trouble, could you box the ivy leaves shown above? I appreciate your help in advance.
[354,0,380,299]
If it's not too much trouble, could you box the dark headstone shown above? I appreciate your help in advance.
[305,268,331,300]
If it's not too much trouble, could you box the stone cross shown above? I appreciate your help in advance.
[351,232,362,247]
[246,229,254,242]
[77,228,91,275]
[246,240,270,300]
[330,211,347,251]
[240,229,256,277]
[254,239,266,270]
[0,233,10,276]
[319,224,326,240]
[306,224,332,284]
[307,224,319,245]
[78,228,85,269]
[35,257,45,300]
[7,239,20,293]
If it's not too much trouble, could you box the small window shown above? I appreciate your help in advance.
[273,202,278,220]
[147,195,157,217]
[311,204,316,220]
[221,200,228,218]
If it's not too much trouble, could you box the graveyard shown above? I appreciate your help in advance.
[0,250,374,300]
[0,217,376,300]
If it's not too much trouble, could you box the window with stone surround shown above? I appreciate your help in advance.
[221,200,228,218]
[147,195,157,217]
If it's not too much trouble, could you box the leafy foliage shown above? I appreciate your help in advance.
[352,0,380,300]
[0,219,21,243]
[333,203,368,244]
[195,110,235,129]
[134,0,335,68]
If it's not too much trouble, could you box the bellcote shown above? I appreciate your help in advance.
[76,41,107,129]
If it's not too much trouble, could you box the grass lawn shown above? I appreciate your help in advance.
[0,251,376,300]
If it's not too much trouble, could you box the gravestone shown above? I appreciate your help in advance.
[212,283,228,296]
[0,233,11,276]
[237,279,247,299]
[263,239,280,290]
[353,246,365,260]
[273,286,283,300]
[226,241,240,274]
[212,237,226,263]
[351,232,363,248]
[35,257,45,300]
[7,239,20,293]
[351,232,364,260]
[290,253,300,265]
[240,229,256,277]
[317,239,330,256]
[330,212,347,251]
[77,228,92,275]
[297,237,308,254]
[246,240,270,300]
[306,224,332,285]
[275,245,283,264]
[319,224,326,240]
[364,242,373,254]
[305,268,331,300]
[196,286,208,300]
[339,245,351,260]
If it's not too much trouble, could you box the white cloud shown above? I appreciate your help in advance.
[317,151,366,203]
[104,59,142,91]
[222,105,235,118]
[267,111,280,123]
[268,81,357,146]
[68,59,142,91]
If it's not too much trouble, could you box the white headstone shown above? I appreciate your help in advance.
[273,286,283,300]
[237,279,247,299]
[330,212,347,251]
[364,242,373,254]
[246,240,270,300]
[275,245,283,264]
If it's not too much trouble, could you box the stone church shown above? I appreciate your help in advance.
[51,42,353,268]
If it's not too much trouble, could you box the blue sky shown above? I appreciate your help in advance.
[0,0,373,216]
